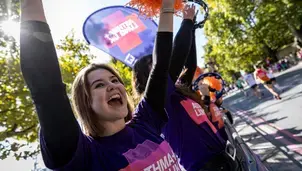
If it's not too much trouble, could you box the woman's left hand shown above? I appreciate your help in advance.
[183,4,196,21]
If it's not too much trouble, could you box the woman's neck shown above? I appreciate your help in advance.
[98,119,126,137]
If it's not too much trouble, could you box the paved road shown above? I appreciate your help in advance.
[223,63,302,171]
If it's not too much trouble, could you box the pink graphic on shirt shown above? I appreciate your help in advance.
[180,98,217,133]
[120,140,181,171]
[209,103,225,129]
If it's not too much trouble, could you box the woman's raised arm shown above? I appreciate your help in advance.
[179,28,197,85]
[143,0,175,120]
[20,0,80,168]
[169,5,195,83]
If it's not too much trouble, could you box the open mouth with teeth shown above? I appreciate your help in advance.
[108,94,123,106]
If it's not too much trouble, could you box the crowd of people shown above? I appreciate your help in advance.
[268,54,298,73]
[20,0,269,170]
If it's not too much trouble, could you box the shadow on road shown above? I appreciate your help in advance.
[264,91,302,109]
[233,111,283,127]
[223,66,302,170]
[224,67,302,112]
[233,111,302,171]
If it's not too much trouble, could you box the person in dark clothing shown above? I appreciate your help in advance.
[281,60,288,70]
[20,0,181,170]
[133,5,195,98]
[132,6,241,170]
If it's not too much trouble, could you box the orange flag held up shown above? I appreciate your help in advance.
[128,0,184,17]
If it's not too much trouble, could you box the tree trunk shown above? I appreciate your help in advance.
[287,23,302,43]
[263,44,278,62]
[297,25,302,45]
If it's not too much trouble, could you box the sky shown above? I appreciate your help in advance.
[0,0,207,170]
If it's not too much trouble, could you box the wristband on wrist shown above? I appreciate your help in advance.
[161,8,175,14]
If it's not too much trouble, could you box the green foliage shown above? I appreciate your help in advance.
[203,0,302,82]
[254,0,302,42]
[0,0,40,160]
[0,48,39,160]
[57,31,96,92]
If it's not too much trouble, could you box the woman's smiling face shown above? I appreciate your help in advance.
[88,69,128,122]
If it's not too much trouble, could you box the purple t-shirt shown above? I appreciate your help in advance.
[40,98,181,171]
[163,77,226,171]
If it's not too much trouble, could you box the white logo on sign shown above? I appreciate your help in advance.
[125,54,136,65]
[104,19,139,44]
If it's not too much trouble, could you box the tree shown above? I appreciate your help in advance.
[203,4,265,81]
[0,0,41,160]
[0,44,39,160]
[254,0,302,43]
[203,0,298,81]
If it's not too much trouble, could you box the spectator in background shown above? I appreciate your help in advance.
[296,49,302,60]
[235,78,246,96]
[280,60,287,70]
[277,61,282,72]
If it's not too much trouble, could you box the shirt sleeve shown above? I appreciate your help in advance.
[169,19,194,83]
[20,21,80,168]
[40,129,92,170]
[144,32,173,124]
[179,29,197,86]
[133,76,175,134]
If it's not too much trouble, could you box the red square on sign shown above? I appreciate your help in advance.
[118,32,142,53]
[126,14,147,33]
